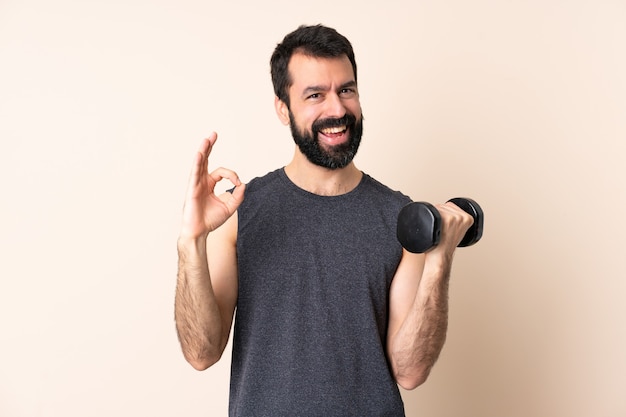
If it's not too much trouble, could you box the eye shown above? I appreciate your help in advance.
[340,88,356,97]
[307,93,321,100]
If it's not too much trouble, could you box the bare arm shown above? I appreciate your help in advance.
[387,202,473,390]
[174,133,244,370]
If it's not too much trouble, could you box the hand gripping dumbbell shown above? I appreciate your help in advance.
[396,198,484,253]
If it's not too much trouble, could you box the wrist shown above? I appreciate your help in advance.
[177,233,208,252]
[423,251,453,280]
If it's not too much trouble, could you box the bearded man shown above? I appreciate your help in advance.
[175,24,473,417]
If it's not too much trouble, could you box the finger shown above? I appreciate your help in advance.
[438,202,470,219]
[230,183,246,207]
[436,203,474,236]
[191,133,218,185]
[209,167,243,187]
[439,201,463,212]
[198,132,217,153]
[220,183,246,213]
[200,132,218,160]
[187,149,204,190]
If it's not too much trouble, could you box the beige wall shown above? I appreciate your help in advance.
[1,0,625,416]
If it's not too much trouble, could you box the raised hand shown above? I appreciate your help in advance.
[180,132,245,240]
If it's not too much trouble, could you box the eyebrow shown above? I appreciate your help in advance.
[301,80,357,97]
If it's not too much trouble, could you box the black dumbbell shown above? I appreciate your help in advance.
[396,197,484,253]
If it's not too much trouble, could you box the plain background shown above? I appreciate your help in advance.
[1,0,625,416]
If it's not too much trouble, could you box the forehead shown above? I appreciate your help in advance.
[287,53,355,91]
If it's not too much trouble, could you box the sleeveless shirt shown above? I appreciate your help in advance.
[230,168,411,416]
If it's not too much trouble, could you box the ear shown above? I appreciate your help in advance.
[274,96,290,126]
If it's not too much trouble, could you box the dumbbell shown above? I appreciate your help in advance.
[397,198,484,253]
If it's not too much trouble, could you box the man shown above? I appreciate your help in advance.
[175,24,473,416]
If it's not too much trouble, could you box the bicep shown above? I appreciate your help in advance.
[206,211,239,347]
[387,250,425,348]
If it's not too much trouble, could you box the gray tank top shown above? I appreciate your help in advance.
[230,168,411,416]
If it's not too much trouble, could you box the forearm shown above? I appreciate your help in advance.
[389,254,451,390]
[174,236,225,370]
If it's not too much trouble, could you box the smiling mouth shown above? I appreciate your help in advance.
[320,125,348,135]
[317,125,349,146]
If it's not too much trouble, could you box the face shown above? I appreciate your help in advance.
[277,53,363,169]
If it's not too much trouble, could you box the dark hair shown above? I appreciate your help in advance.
[270,24,357,107]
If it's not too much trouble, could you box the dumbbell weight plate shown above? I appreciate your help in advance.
[396,202,441,253]
[447,197,484,247]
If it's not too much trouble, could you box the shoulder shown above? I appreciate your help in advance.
[360,173,412,206]
[244,168,284,193]
[238,168,285,209]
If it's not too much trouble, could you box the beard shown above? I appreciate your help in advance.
[289,111,363,170]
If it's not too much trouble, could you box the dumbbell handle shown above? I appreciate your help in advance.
[397,197,484,253]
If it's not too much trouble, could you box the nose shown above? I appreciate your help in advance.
[323,92,346,119]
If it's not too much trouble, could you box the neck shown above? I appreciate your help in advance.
[284,150,362,196]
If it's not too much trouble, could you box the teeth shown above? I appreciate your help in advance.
[321,125,346,134]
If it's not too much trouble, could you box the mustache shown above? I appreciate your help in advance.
[312,113,357,132]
